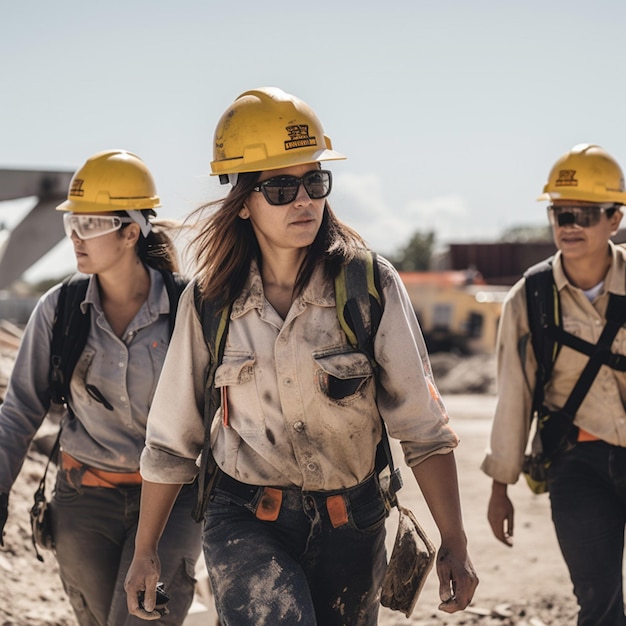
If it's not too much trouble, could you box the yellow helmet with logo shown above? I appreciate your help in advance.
[210,87,346,181]
[538,143,626,204]
[57,150,161,213]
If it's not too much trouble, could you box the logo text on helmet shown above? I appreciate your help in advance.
[555,170,578,188]
[70,178,85,197]
[284,125,317,151]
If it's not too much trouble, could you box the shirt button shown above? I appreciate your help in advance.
[118,362,124,368]
[120,396,127,402]
[306,462,317,472]
[283,378,292,386]
[293,421,304,432]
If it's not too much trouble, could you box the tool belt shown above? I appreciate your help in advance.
[60,451,142,488]
[212,468,379,527]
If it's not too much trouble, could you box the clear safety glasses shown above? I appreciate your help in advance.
[547,204,618,228]
[63,213,133,240]
[252,170,332,206]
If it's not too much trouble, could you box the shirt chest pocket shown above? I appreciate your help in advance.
[313,350,374,405]
[214,351,260,435]
[214,351,256,388]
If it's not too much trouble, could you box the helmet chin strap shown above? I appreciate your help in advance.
[126,210,153,237]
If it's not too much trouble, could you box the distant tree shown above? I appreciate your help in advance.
[500,224,552,242]
[389,230,435,271]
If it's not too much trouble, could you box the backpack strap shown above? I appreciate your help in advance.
[334,251,403,505]
[523,257,561,418]
[334,249,383,364]
[192,286,232,522]
[49,275,90,409]
[160,270,188,337]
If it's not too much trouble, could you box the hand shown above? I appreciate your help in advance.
[0,493,8,547]
[124,551,164,621]
[487,481,514,547]
[435,538,479,613]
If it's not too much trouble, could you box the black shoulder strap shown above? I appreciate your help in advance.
[334,249,383,364]
[192,285,232,522]
[160,270,188,336]
[49,275,90,407]
[523,257,561,416]
[561,292,626,417]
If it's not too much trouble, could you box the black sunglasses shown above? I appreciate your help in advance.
[252,170,332,205]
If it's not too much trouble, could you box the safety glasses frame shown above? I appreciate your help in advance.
[547,203,618,229]
[63,213,133,240]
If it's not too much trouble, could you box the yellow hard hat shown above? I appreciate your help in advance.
[57,150,160,213]
[210,87,346,180]
[537,143,626,204]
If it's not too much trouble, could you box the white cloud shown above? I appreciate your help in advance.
[331,173,498,258]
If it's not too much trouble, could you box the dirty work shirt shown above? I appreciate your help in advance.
[481,241,626,485]
[142,255,458,491]
[0,266,172,490]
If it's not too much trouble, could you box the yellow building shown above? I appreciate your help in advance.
[399,270,508,354]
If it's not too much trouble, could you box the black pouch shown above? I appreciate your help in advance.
[522,408,577,495]
[538,409,578,458]
[522,447,549,495]
[30,428,60,562]
[30,480,55,561]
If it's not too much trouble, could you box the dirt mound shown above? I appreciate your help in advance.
[430,352,497,395]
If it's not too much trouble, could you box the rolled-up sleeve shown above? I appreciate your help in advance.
[374,258,459,467]
[140,283,211,484]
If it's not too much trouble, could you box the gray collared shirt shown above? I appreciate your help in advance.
[142,255,459,491]
[0,266,172,491]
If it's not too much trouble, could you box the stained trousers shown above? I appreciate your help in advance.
[50,473,202,626]
[548,441,626,626]
[203,471,388,626]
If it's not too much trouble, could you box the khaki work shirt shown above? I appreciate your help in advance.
[482,242,626,485]
[141,256,458,491]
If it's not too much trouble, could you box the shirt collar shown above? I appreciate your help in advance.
[80,266,169,318]
[231,258,335,319]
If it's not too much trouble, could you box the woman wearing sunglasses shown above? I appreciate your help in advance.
[0,150,201,625]
[125,88,477,625]
[483,144,626,625]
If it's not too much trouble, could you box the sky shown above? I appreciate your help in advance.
[2,0,626,281]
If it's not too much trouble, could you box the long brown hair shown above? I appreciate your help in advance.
[189,172,367,308]
[118,210,181,274]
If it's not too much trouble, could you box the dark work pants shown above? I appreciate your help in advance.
[202,473,387,626]
[51,473,202,626]
[548,441,626,626]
